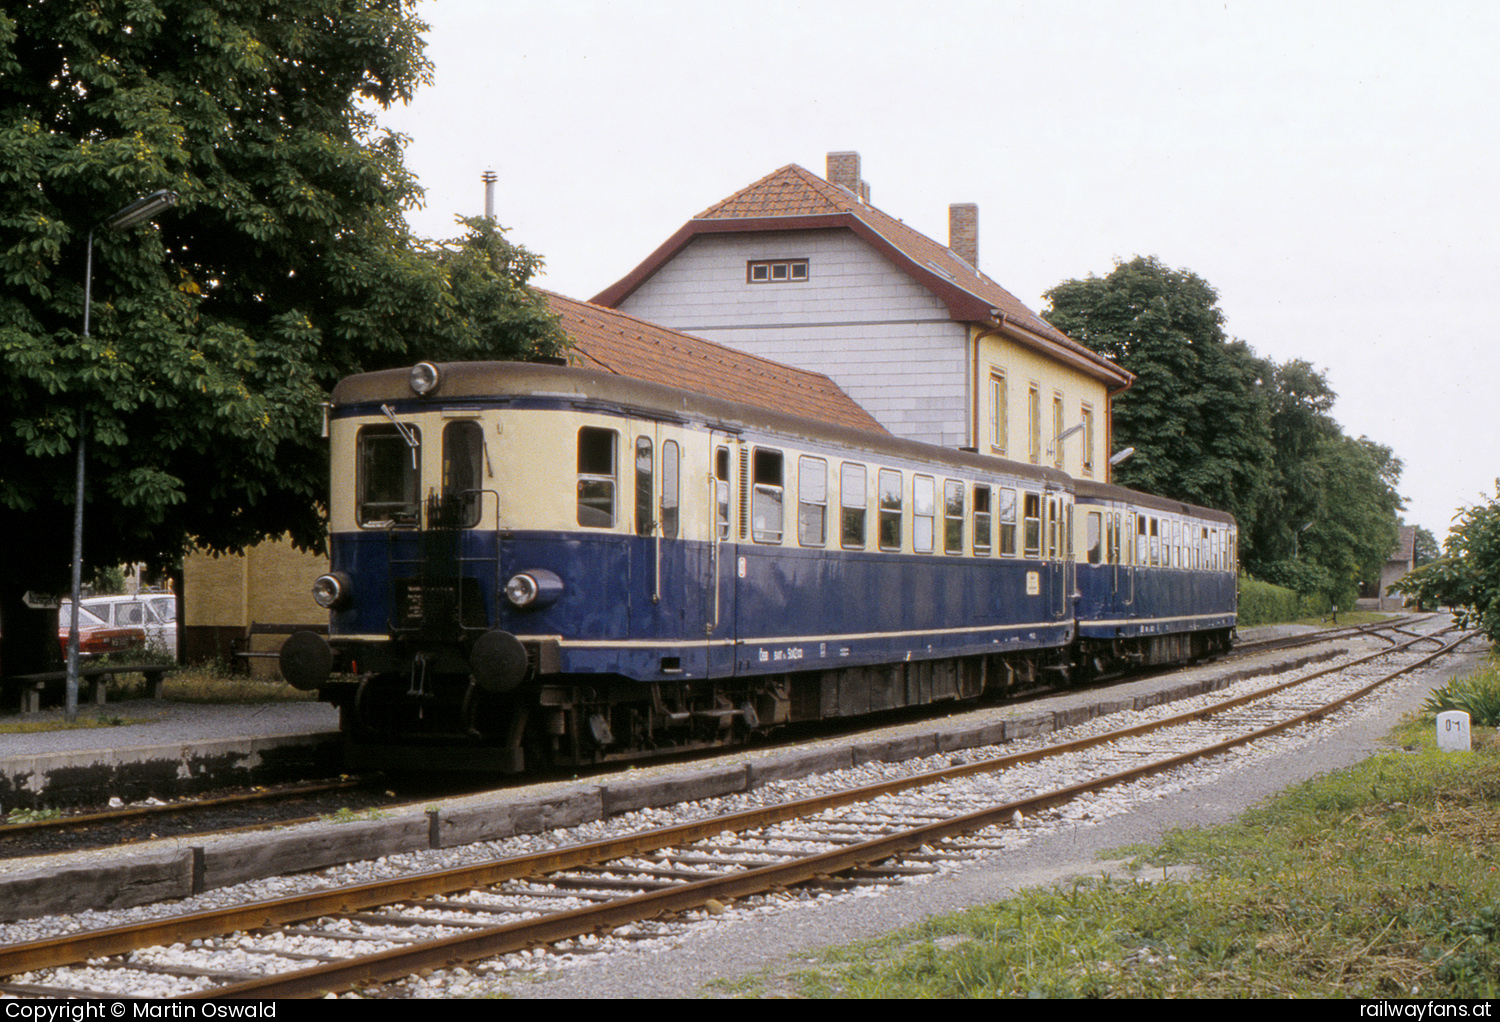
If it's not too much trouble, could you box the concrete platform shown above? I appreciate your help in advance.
[0,621,1385,922]
[0,701,343,811]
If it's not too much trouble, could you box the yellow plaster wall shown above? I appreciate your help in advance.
[974,328,1112,481]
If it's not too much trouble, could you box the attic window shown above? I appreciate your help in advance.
[748,259,809,284]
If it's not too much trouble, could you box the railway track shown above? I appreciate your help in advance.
[0,620,1475,999]
[2,618,1417,863]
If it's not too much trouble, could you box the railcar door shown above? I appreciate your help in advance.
[1046,490,1067,621]
[706,430,739,676]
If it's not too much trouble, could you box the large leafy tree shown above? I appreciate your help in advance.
[1393,485,1500,643]
[0,2,564,676]
[1042,256,1276,549]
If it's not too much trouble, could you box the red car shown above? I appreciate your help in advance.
[58,604,146,660]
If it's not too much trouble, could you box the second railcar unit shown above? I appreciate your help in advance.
[281,360,1087,771]
[1073,478,1237,671]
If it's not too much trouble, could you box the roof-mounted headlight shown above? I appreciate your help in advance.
[409,361,440,396]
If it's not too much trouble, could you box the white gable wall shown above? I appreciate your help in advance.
[617,230,971,448]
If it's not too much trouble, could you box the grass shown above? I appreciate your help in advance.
[727,689,1500,998]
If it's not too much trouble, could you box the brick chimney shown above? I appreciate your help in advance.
[826,151,870,203]
[949,203,978,268]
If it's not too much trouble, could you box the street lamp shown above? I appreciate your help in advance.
[65,189,179,720]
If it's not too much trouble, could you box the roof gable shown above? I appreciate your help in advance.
[593,163,1131,390]
[545,291,888,436]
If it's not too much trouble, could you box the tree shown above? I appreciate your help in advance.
[1042,256,1276,551]
[1299,435,1404,608]
[0,3,565,677]
[1393,484,1500,644]
[1414,525,1440,567]
[1250,359,1342,564]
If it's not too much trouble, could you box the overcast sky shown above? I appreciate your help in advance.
[375,0,1499,544]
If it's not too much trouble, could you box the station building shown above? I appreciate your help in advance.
[593,151,1133,481]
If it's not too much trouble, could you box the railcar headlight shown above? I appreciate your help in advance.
[504,573,539,608]
[312,572,353,610]
[409,361,440,396]
[504,569,563,610]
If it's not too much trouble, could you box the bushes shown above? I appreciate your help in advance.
[1238,576,1330,627]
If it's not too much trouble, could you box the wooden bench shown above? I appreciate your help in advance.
[231,622,327,676]
[11,663,172,713]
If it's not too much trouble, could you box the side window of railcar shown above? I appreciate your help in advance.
[973,485,992,556]
[841,463,867,549]
[1149,518,1160,566]
[634,436,653,537]
[944,480,964,554]
[1086,511,1103,565]
[913,475,936,554]
[1045,496,1061,560]
[998,487,1018,556]
[441,420,484,527]
[751,448,784,544]
[576,427,617,528]
[878,469,903,551]
[1135,514,1147,564]
[661,441,680,540]
[798,456,827,547]
[357,424,421,527]
[1023,493,1041,559]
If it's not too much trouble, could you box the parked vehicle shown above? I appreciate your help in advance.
[80,593,177,657]
[58,604,147,660]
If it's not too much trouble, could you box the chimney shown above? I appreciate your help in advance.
[826,151,870,203]
[949,203,978,268]
[481,169,497,220]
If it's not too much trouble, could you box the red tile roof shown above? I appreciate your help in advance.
[593,163,1131,390]
[544,291,888,436]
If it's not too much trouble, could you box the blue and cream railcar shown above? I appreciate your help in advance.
[1072,478,1237,670]
[281,361,1081,771]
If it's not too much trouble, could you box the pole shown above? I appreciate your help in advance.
[65,231,95,721]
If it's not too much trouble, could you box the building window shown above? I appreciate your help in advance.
[747,259,809,284]
[1028,384,1040,464]
[989,370,1007,453]
[1052,393,1065,469]
[1081,403,1095,475]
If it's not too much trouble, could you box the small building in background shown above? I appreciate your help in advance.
[1379,525,1418,611]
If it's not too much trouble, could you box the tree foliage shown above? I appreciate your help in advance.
[1393,485,1500,644]
[1043,256,1405,602]
[0,2,565,675]
[1043,256,1276,544]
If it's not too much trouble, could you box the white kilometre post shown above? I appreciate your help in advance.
[1436,710,1471,752]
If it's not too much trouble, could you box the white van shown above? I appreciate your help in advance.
[81,594,178,658]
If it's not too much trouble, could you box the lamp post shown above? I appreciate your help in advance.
[65,189,179,721]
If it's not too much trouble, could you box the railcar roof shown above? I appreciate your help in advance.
[1073,477,1236,525]
[333,361,1071,488]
